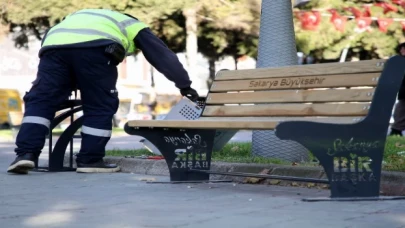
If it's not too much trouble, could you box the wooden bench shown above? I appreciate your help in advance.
[124,55,405,200]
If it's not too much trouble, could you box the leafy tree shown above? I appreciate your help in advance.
[294,0,405,61]
[149,10,186,54]
[3,0,404,64]
[1,0,187,49]
[197,0,260,86]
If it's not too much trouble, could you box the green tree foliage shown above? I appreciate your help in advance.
[3,0,402,66]
[5,0,186,25]
[177,0,260,87]
[197,0,260,85]
[294,0,405,61]
[149,10,186,53]
[1,0,188,48]
[1,0,260,89]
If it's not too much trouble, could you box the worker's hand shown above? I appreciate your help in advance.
[180,87,199,102]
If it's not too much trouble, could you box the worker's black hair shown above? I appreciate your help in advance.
[396,42,405,54]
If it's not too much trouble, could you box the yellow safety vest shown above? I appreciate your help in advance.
[41,9,149,55]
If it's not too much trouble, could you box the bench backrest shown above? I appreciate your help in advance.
[200,59,388,124]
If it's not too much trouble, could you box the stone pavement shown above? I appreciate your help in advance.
[1,140,405,227]
[0,130,252,169]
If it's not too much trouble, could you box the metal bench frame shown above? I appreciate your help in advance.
[124,56,405,201]
[27,90,84,172]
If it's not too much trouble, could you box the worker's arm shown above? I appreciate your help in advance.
[134,28,192,90]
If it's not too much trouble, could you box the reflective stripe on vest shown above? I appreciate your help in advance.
[120,18,139,27]
[72,11,129,37]
[41,10,149,55]
[46,28,125,50]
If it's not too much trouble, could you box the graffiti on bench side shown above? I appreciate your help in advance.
[327,138,380,156]
[162,133,209,169]
[331,154,377,183]
[320,138,382,184]
[170,146,209,169]
[163,133,207,147]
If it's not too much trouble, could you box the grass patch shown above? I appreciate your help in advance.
[0,128,65,138]
[49,128,65,136]
[106,136,405,172]
[211,143,287,164]
[0,129,13,138]
[106,142,288,165]
[112,128,125,134]
[381,136,405,171]
[0,127,125,140]
[107,148,152,157]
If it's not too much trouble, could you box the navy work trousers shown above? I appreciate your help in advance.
[15,46,119,164]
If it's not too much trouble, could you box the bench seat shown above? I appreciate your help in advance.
[128,116,364,130]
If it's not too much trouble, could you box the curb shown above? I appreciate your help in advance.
[62,156,405,196]
[99,157,405,196]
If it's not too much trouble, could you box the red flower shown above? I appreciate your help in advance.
[328,10,347,32]
[344,7,364,18]
[297,11,322,30]
[377,18,394,32]
[356,17,372,29]
[374,2,398,14]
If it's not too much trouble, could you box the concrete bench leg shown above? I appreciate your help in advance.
[124,124,216,182]
[275,120,405,201]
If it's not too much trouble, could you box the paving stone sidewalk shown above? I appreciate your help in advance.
[1,138,405,228]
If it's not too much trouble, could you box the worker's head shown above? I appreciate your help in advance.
[397,42,405,56]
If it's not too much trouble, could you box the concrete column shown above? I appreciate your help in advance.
[252,0,309,162]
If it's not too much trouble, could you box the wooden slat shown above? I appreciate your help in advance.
[206,88,375,104]
[127,117,364,130]
[216,59,386,80]
[198,116,364,122]
[211,73,380,92]
[202,103,370,117]
[200,117,292,121]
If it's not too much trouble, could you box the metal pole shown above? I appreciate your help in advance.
[252,0,309,162]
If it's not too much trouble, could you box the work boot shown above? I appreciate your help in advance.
[390,128,403,136]
[76,159,121,173]
[7,153,36,174]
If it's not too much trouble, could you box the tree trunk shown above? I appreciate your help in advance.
[150,64,155,88]
[207,58,216,88]
[183,7,199,88]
